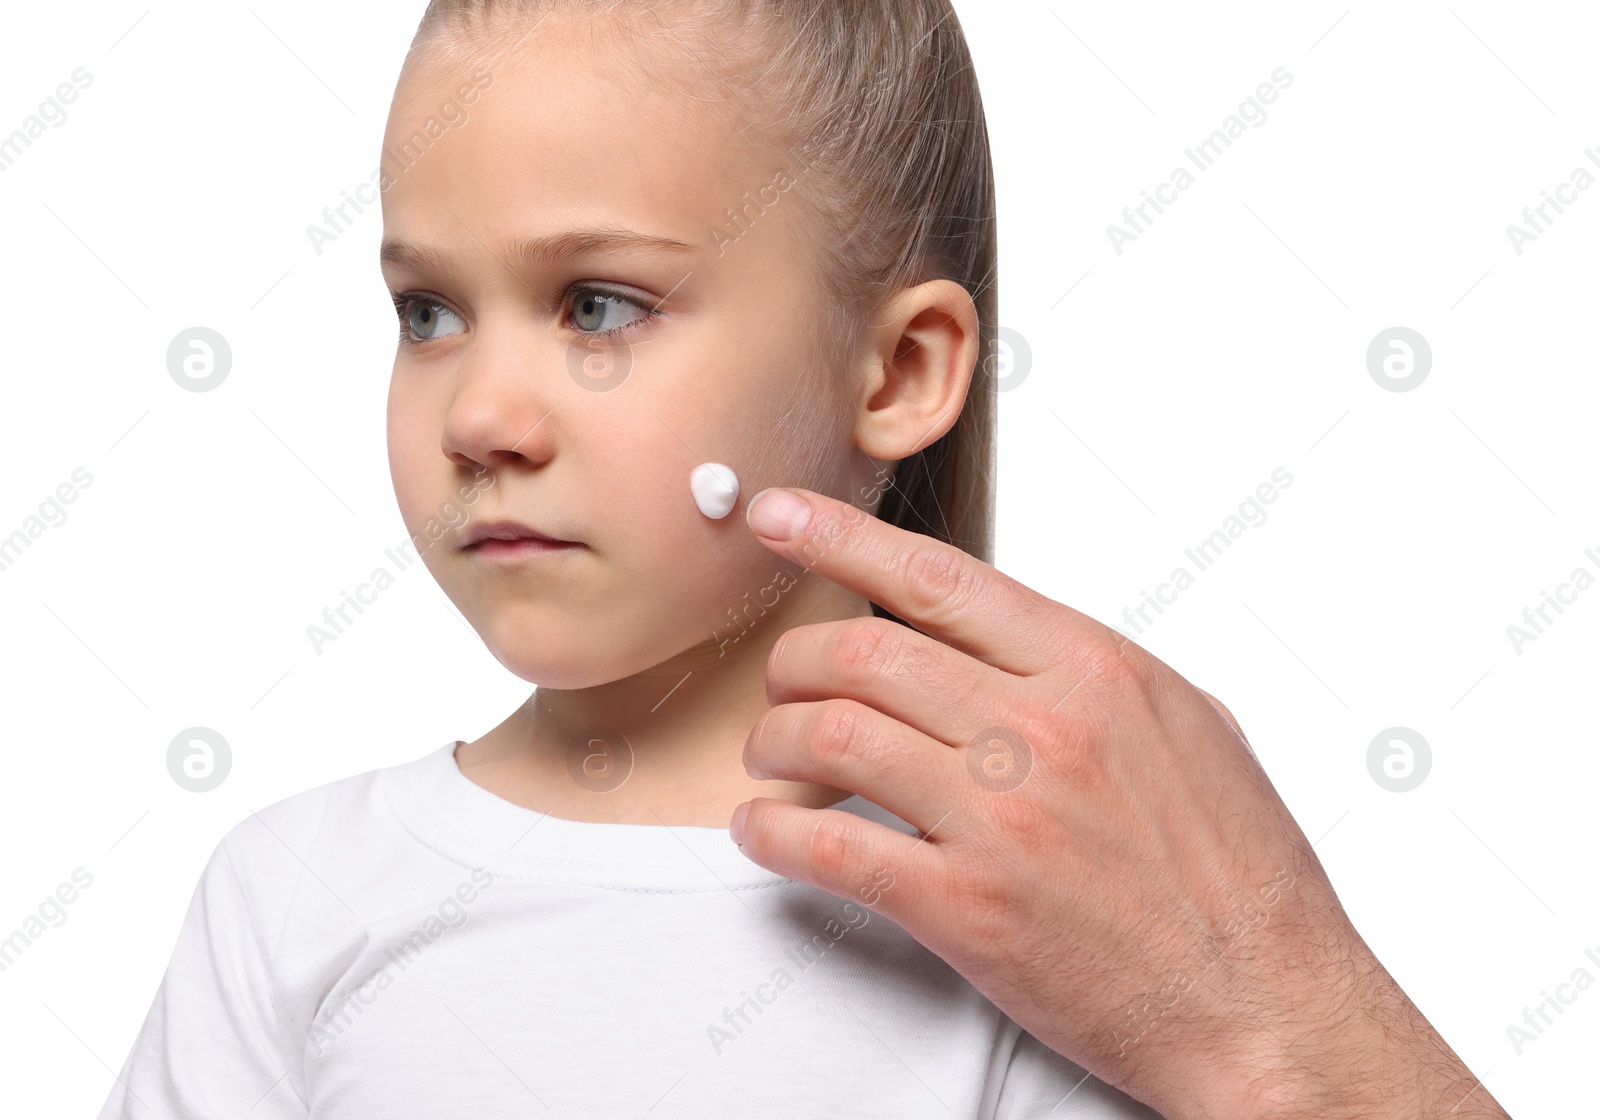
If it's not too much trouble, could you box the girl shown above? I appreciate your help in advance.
[98,2,1159,1115]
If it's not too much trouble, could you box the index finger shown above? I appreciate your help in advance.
[743,485,1092,677]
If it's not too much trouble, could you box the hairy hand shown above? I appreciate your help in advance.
[730,486,1506,1120]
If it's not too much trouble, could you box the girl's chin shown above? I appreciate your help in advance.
[483,640,643,691]
[490,662,613,692]
[486,634,735,693]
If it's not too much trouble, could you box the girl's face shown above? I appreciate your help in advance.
[379,16,870,690]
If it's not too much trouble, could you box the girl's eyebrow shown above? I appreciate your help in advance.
[379,229,699,277]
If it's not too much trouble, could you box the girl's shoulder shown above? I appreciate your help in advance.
[202,742,450,908]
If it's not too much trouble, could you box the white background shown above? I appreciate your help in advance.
[0,1,1592,1115]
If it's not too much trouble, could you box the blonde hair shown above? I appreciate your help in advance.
[407,0,999,619]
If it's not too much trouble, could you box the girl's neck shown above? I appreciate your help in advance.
[455,581,874,827]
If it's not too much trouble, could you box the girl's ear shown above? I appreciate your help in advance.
[852,279,980,461]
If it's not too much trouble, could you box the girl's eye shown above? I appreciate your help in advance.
[392,295,466,347]
[567,286,658,338]
[390,285,662,349]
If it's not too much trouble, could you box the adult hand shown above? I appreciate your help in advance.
[729,486,1506,1120]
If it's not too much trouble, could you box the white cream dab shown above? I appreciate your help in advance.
[690,463,740,519]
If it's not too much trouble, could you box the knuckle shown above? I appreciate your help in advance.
[982,788,1048,840]
[1074,629,1150,693]
[1199,687,1240,729]
[1007,703,1061,758]
[901,540,976,623]
[835,617,902,683]
[946,860,1018,947]
[1012,703,1103,791]
[812,700,872,771]
[964,714,1036,792]
[805,813,856,883]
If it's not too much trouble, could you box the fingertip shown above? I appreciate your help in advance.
[746,487,811,541]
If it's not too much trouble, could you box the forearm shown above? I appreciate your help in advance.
[1262,947,1507,1120]
[1120,901,1508,1120]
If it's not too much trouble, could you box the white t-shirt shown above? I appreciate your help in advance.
[96,740,1161,1119]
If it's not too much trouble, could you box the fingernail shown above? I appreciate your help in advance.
[747,488,810,541]
[730,801,751,846]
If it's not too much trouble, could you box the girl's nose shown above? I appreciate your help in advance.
[438,328,562,470]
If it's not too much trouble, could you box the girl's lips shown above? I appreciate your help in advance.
[462,518,581,548]
[468,538,584,561]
